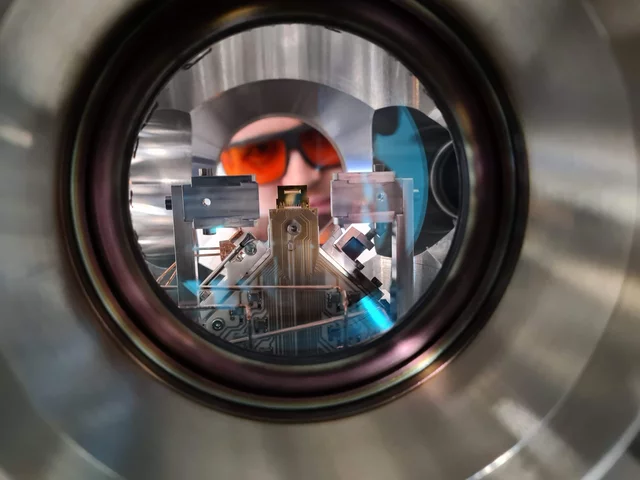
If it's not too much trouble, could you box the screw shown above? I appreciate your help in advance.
[287,223,299,235]
[245,242,257,256]
[202,198,211,207]
[211,319,225,331]
[376,192,386,202]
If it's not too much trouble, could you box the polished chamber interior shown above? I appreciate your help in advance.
[129,25,459,359]
[1,0,640,479]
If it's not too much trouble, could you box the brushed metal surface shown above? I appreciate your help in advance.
[130,109,192,267]
[190,79,375,171]
[135,79,377,272]
[156,24,439,120]
[1,1,640,479]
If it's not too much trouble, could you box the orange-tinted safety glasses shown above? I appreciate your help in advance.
[220,125,341,184]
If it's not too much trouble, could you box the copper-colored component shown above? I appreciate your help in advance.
[188,185,386,355]
[276,185,309,208]
[319,223,341,246]
[219,240,236,260]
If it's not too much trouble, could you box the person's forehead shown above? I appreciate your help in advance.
[231,117,304,143]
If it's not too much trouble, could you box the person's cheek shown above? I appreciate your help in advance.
[281,151,322,185]
[259,184,277,213]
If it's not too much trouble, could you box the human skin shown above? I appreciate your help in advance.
[227,116,342,240]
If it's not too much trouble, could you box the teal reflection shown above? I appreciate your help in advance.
[359,296,393,332]
[372,106,428,240]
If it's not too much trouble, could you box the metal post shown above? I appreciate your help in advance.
[170,185,198,307]
[395,178,414,318]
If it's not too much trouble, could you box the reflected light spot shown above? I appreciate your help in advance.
[160,178,183,184]
[130,203,168,216]
[360,296,393,332]
[144,147,170,157]
[0,123,33,148]
[183,280,200,296]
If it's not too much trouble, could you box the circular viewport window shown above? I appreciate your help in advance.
[128,24,461,358]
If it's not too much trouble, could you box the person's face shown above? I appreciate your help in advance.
[224,117,343,240]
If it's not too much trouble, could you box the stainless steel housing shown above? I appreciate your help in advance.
[1,1,640,479]
[133,24,437,267]
[130,109,192,268]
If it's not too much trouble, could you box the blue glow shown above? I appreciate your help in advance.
[183,280,200,295]
[359,296,393,332]
[372,107,429,241]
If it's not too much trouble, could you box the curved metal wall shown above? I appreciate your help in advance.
[156,23,439,117]
[1,0,640,479]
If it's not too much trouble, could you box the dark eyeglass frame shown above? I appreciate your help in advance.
[225,124,342,171]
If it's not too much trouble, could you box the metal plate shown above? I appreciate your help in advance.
[1,0,640,479]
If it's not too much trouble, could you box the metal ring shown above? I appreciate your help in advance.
[430,140,459,218]
[66,0,527,419]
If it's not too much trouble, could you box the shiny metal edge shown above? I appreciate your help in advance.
[0,0,639,478]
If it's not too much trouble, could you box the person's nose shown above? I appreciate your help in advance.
[280,149,321,186]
